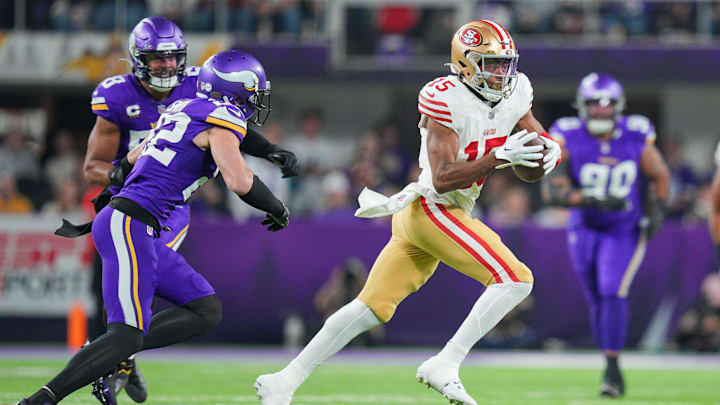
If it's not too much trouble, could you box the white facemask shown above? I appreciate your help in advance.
[586,119,615,135]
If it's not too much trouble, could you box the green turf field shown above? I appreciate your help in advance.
[1,359,718,405]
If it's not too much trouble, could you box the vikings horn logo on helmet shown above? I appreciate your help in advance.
[211,67,258,91]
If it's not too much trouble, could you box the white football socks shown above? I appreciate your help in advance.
[437,282,533,368]
[280,299,381,390]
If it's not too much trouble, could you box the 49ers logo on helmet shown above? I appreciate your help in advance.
[459,28,482,46]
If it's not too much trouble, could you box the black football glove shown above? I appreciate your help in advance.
[268,150,300,178]
[642,199,666,239]
[262,205,290,232]
[581,195,628,211]
[107,156,133,187]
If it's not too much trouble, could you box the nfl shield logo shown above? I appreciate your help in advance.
[488,111,495,120]
[157,104,166,113]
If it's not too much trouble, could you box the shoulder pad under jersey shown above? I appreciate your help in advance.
[187,98,248,142]
[417,76,462,130]
[623,114,656,145]
[90,74,134,123]
[511,72,534,115]
[549,117,583,146]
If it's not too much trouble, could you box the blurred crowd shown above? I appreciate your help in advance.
[0,104,716,233]
[0,0,324,38]
[3,1,720,43]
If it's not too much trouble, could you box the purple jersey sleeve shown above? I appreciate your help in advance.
[90,75,131,125]
[186,98,248,143]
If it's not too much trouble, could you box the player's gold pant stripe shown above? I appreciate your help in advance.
[617,231,647,298]
[124,216,143,331]
[165,224,189,249]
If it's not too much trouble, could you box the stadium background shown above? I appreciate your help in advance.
[0,0,719,377]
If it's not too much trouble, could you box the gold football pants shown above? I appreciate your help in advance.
[357,197,533,322]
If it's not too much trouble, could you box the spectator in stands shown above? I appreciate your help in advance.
[44,129,81,194]
[487,184,532,227]
[376,120,411,188]
[49,0,93,31]
[313,257,384,346]
[374,6,419,64]
[0,129,42,181]
[40,178,85,220]
[0,172,33,214]
[654,1,696,38]
[550,3,584,36]
[287,107,353,215]
[0,128,51,209]
[673,272,720,352]
[348,131,383,199]
[189,179,230,217]
[312,170,358,223]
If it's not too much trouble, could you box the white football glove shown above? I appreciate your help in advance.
[494,130,544,170]
[542,136,562,175]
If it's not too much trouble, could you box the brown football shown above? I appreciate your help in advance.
[512,137,549,183]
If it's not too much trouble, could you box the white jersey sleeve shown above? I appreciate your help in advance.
[509,72,534,121]
[418,77,465,134]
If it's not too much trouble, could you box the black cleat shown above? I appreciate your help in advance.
[92,373,118,405]
[16,400,54,405]
[599,368,625,398]
[18,388,56,405]
[115,358,148,403]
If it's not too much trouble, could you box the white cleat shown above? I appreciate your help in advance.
[416,356,478,405]
[254,373,294,405]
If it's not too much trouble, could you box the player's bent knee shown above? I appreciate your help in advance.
[184,294,223,332]
[325,299,382,333]
[106,322,144,357]
[356,294,395,323]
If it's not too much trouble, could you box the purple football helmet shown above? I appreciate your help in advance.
[129,16,187,92]
[575,72,626,135]
[196,50,271,126]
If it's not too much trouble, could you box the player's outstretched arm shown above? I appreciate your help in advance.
[203,126,289,231]
[640,143,670,238]
[640,143,670,203]
[83,115,121,186]
[241,126,299,177]
[426,118,502,194]
[709,168,720,256]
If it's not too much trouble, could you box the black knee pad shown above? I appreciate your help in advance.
[106,322,144,357]
[184,295,222,332]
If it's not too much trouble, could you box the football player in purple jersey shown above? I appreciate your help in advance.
[543,73,670,398]
[21,51,288,405]
[54,16,297,403]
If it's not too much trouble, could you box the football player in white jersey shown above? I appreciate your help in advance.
[254,20,562,405]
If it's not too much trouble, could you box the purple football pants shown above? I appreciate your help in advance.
[91,206,214,333]
[567,225,647,351]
